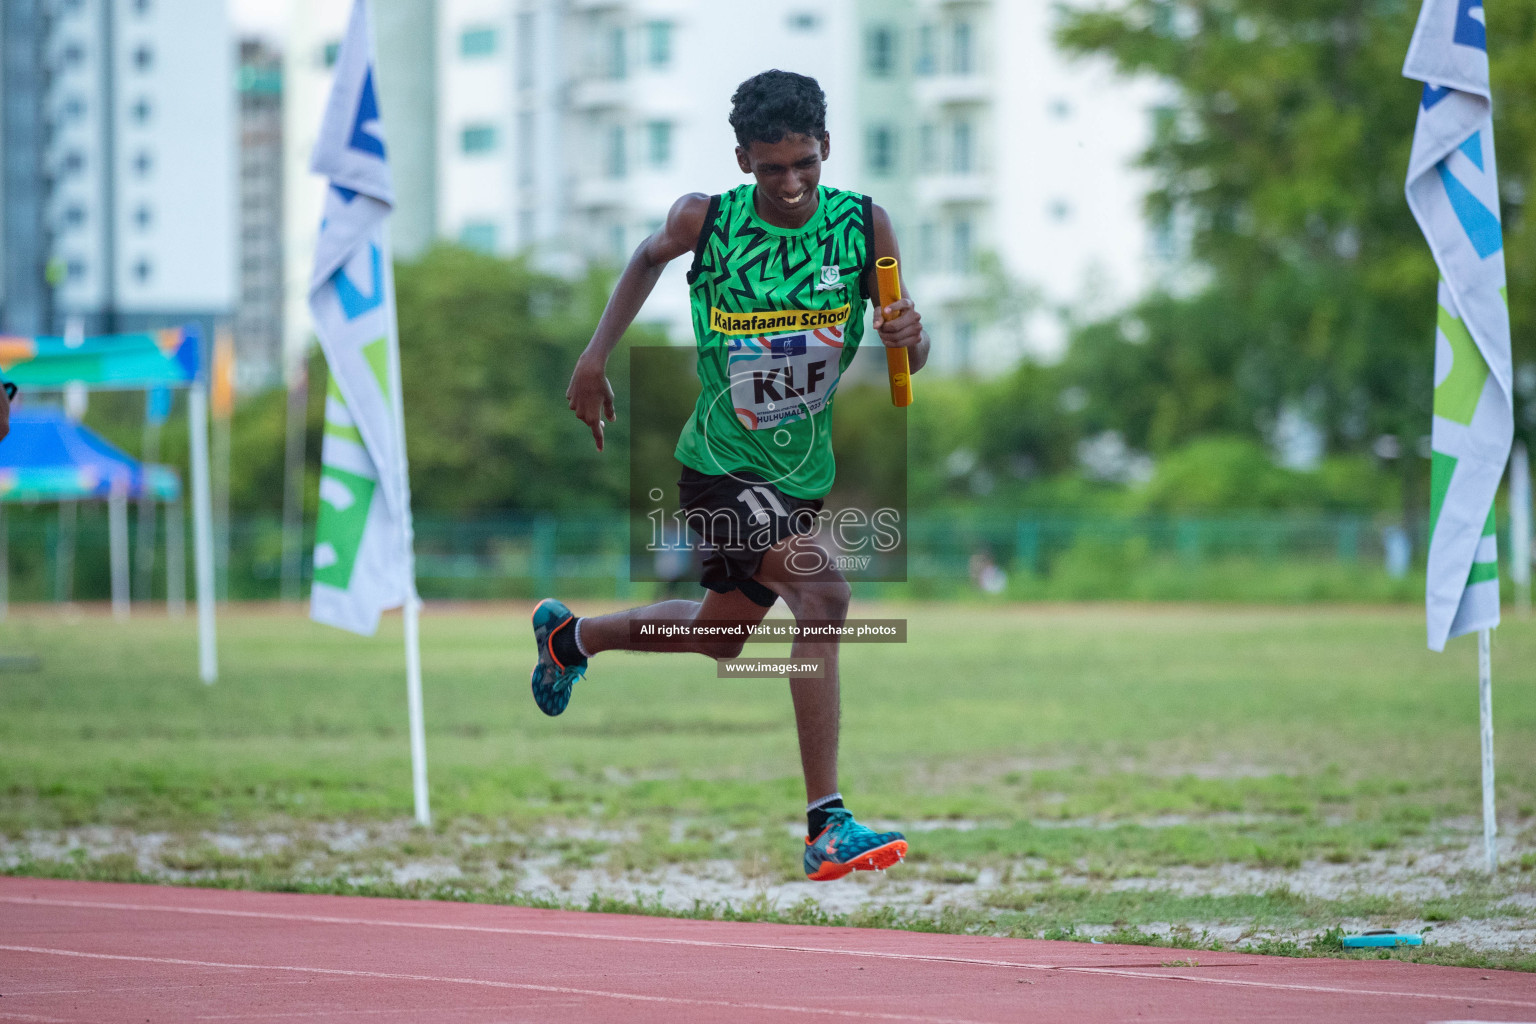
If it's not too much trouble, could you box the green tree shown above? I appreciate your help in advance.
[1056,0,1536,457]
[393,246,664,516]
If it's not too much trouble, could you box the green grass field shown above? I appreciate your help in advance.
[3,602,1534,969]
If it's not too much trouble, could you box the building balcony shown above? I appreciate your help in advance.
[917,172,991,207]
[569,0,628,10]
[908,270,985,308]
[569,76,630,111]
[914,73,990,109]
[913,0,990,10]
[571,175,631,211]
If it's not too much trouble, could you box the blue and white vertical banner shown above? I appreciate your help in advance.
[1404,0,1514,651]
[308,0,415,636]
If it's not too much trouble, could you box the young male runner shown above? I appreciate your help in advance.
[532,70,929,881]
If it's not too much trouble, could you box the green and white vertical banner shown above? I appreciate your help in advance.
[308,0,430,825]
[1404,0,1513,654]
[308,0,414,637]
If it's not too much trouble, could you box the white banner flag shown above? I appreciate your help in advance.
[1404,0,1513,652]
[308,0,415,635]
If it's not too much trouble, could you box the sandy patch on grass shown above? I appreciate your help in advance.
[5,818,1533,956]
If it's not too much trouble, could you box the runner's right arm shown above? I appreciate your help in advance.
[567,193,710,452]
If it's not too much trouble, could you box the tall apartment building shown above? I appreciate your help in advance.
[0,0,52,335]
[432,1,1153,371]
[435,0,862,342]
[237,38,283,388]
[849,0,1159,369]
[0,0,235,337]
[283,1,1154,373]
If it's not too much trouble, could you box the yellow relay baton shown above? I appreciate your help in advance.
[874,257,914,408]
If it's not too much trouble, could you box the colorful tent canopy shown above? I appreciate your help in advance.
[0,408,180,502]
[0,328,199,389]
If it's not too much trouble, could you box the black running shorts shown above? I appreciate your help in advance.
[677,467,824,608]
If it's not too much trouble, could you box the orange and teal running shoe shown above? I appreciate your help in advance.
[530,598,585,717]
[804,808,907,881]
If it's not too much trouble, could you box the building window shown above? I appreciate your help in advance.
[133,43,154,71]
[67,259,86,281]
[62,205,86,228]
[866,26,896,76]
[322,41,340,68]
[517,111,535,185]
[1049,97,1072,119]
[604,26,626,80]
[461,124,497,154]
[460,26,496,57]
[459,222,497,252]
[604,125,626,178]
[132,0,152,13]
[516,12,535,88]
[1048,198,1072,222]
[951,118,974,174]
[867,125,896,176]
[644,21,672,69]
[915,24,937,75]
[61,95,85,120]
[953,20,975,75]
[609,223,626,262]
[61,150,84,174]
[787,12,820,31]
[518,209,535,247]
[134,204,153,229]
[133,258,153,284]
[918,222,936,270]
[645,120,672,169]
[131,97,152,123]
[133,150,153,176]
[918,123,937,171]
[952,218,973,272]
[60,41,85,66]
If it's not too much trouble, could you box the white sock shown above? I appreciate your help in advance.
[806,792,843,813]
[574,618,593,659]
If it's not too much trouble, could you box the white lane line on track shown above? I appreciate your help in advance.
[0,946,983,1024]
[4,895,1534,1011]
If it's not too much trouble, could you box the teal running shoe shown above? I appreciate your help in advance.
[804,808,907,881]
[530,598,586,717]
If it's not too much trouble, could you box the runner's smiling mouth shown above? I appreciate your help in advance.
[781,191,806,205]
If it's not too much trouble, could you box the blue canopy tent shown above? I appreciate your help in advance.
[0,323,216,681]
[0,407,184,619]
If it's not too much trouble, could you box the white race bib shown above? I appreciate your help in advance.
[726,324,846,431]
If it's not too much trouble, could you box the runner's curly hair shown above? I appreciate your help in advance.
[729,70,827,147]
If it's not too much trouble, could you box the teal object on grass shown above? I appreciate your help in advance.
[1342,931,1423,948]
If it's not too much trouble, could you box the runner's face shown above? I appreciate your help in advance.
[736,132,831,225]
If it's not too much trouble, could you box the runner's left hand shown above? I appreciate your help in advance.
[873,299,923,349]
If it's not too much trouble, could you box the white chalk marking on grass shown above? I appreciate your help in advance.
[5,895,1536,1011]
[0,946,984,1024]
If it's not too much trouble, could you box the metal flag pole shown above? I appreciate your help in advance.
[108,478,130,621]
[1512,440,1531,612]
[358,0,429,827]
[382,218,429,828]
[1477,628,1497,873]
[188,346,219,683]
[279,355,309,603]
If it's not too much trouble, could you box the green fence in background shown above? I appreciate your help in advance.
[0,508,1451,606]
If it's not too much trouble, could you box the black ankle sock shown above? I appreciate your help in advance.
[549,616,586,667]
[807,797,844,839]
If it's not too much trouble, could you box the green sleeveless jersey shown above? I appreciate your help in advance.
[674,184,874,500]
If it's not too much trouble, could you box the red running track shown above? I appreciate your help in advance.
[1,877,1533,1023]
